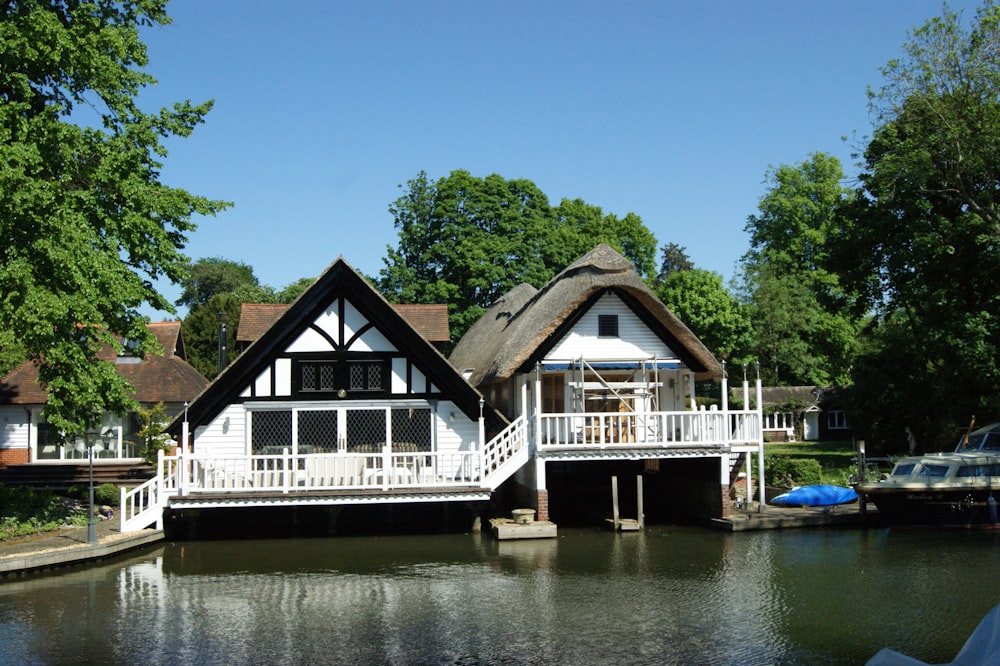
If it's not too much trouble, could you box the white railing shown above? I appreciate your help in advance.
[481,416,530,489]
[120,449,180,533]
[537,408,761,450]
[167,448,485,495]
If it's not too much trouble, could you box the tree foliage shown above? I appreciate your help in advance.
[0,1,229,435]
[183,292,243,379]
[654,242,695,285]
[741,153,860,386]
[828,1,1000,451]
[655,268,752,365]
[177,257,260,308]
[378,170,657,341]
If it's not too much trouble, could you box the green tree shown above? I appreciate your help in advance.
[133,401,171,465]
[178,258,278,378]
[177,258,260,308]
[655,268,752,365]
[654,242,695,285]
[183,292,243,379]
[0,1,228,435]
[829,1,1000,449]
[741,153,860,386]
[379,170,657,341]
[277,277,316,303]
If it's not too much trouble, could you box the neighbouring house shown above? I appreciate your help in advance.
[0,322,208,467]
[750,385,853,442]
[118,246,763,533]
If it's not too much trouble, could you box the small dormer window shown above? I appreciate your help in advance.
[598,314,619,338]
[116,337,141,364]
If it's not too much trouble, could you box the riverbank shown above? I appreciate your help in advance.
[0,517,164,578]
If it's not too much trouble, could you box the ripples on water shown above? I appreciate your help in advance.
[3,526,1000,665]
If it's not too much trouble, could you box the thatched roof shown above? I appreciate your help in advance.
[449,244,722,386]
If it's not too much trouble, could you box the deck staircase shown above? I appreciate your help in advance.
[728,451,747,488]
[0,462,155,492]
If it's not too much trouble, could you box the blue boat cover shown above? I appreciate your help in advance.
[769,484,858,507]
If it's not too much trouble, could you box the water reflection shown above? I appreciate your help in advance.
[3,527,1000,664]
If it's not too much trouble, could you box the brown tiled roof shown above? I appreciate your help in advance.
[0,324,207,406]
[148,321,184,359]
[235,304,289,344]
[392,304,450,343]
[237,303,450,344]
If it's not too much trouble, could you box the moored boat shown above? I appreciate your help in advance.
[769,484,858,507]
[856,421,1000,527]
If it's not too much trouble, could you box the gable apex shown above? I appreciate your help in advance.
[170,257,505,435]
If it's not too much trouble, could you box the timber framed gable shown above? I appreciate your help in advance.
[170,257,507,438]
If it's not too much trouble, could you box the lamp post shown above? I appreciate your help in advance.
[83,429,99,544]
[217,311,230,375]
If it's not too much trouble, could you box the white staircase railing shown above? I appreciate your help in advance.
[481,416,530,490]
[120,449,178,532]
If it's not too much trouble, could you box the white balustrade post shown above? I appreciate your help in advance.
[178,441,187,496]
[721,361,730,446]
[756,364,766,511]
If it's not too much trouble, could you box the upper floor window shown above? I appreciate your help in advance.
[296,358,386,396]
[349,360,383,392]
[598,314,619,337]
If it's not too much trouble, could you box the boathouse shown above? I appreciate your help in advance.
[449,244,763,523]
[118,247,764,533]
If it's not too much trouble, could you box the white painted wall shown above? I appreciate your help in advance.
[545,293,677,363]
[0,406,29,450]
[192,404,248,456]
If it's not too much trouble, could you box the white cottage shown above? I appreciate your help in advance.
[0,322,207,467]
[449,244,764,522]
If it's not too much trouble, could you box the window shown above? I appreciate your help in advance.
[598,314,619,337]
[296,359,386,396]
[300,361,337,392]
[252,410,292,454]
[827,410,848,430]
[348,360,383,392]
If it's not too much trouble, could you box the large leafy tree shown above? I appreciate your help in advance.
[177,257,261,308]
[379,170,657,341]
[656,268,752,366]
[741,153,859,386]
[179,258,277,379]
[829,1,1000,450]
[0,1,228,434]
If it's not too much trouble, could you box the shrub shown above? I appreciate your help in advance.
[764,454,822,488]
[0,484,85,541]
[95,483,120,506]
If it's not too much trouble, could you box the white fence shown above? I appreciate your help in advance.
[537,408,761,450]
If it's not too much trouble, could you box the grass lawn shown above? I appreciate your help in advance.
[763,439,863,486]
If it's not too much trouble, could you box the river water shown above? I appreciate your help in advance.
[2,525,1000,665]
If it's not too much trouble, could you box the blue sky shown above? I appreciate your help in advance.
[136,0,985,317]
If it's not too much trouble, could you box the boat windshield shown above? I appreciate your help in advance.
[957,423,1000,451]
[917,464,951,478]
[957,463,1000,478]
[891,463,916,477]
